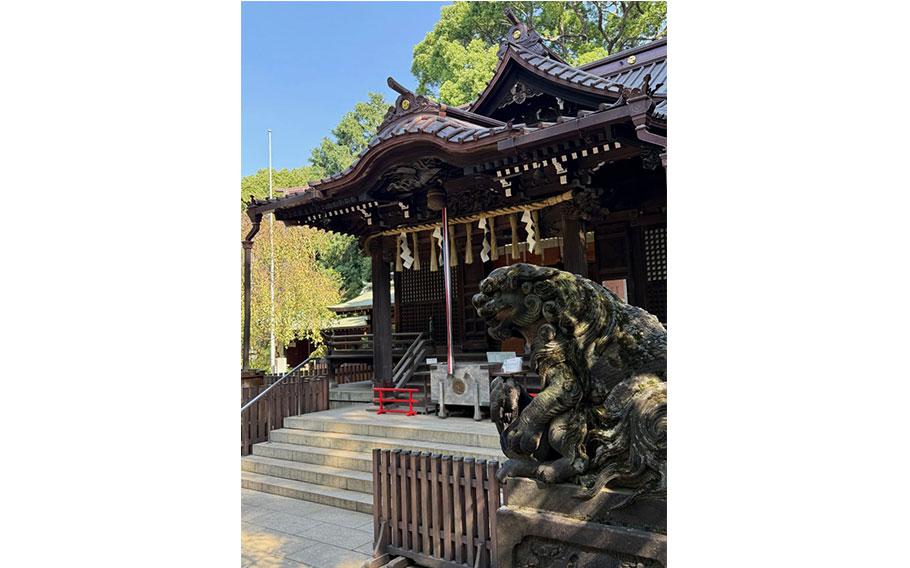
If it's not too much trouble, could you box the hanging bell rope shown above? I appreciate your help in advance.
[411,232,421,271]
[464,222,473,264]
[429,227,440,272]
[532,210,541,255]
[395,233,403,272]
[510,214,520,259]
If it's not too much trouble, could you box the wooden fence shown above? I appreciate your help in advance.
[241,376,329,455]
[372,449,502,568]
[333,362,372,385]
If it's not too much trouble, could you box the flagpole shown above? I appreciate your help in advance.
[268,129,276,374]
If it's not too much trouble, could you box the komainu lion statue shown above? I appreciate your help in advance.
[472,263,666,504]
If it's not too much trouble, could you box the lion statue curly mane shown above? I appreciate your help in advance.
[472,263,667,505]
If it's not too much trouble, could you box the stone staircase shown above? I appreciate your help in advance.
[241,405,504,514]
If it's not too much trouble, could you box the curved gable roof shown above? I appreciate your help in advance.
[248,79,527,216]
[468,43,624,117]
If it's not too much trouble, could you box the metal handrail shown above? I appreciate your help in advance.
[240,356,319,413]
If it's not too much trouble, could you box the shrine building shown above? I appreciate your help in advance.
[242,16,667,389]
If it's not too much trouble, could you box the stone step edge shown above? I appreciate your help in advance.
[280,418,500,447]
[241,471,372,514]
[269,428,505,458]
[251,442,374,469]
[241,454,373,482]
[241,455,372,495]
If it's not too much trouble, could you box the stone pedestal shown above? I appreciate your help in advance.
[496,478,666,568]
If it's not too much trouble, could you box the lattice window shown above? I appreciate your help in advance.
[643,225,667,323]
[644,227,667,281]
[399,267,458,346]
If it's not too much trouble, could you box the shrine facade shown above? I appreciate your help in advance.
[243,14,667,385]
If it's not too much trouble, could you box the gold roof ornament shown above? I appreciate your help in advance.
[400,99,410,110]
[627,55,637,65]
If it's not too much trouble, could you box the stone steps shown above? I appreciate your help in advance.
[241,455,373,493]
[241,471,372,514]
[242,406,504,514]
[268,428,503,460]
[283,415,500,448]
[252,441,373,473]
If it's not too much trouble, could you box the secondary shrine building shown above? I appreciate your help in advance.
[243,18,667,386]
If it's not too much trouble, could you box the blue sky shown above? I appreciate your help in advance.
[242,1,449,176]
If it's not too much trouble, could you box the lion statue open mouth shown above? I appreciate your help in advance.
[473,263,667,505]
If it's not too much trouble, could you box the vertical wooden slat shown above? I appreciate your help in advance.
[410,451,419,551]
[464,458,475,568]
[442,455,453,561]
[390,449,400,548]
[420,452,431,556]
[475,459,488,568]
[399,450,410,551]
[431,454,442,558]
[381,450,391,546]
[372,449,381,542]
[487,461,500,567]
[452,456,464,565]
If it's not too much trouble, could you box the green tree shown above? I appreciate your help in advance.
[240,164,324,206]
[241,213,341,370]
[310,92,389,175]
[308,92,390,299]
[412,1,668,105]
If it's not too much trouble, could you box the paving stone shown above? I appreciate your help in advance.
[308,507,373,529]
[286,542,370,568]
[243,505,278,523]
[354,542,373,554]
[254,511,329,536]
[249,552,308,568]
[296,522,373,549]
[242,527,319,557]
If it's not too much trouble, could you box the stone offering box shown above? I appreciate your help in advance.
[497,478,666,568]
[429,362,491,406]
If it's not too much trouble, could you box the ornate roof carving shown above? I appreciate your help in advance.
[497,8,564,62]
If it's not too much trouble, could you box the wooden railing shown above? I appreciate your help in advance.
[333,362,372,384]
[324,332,426,385]
[325,332,422,354]
[392,333,429,388]
[241,372,329,455]
[372,449,502,568]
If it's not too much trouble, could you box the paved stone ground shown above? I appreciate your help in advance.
[242,488,373,568]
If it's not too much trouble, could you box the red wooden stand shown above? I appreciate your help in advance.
[373,387,418,416]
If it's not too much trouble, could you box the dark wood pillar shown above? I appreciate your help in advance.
[242,217,261,371]
[370,238,393,387]
[242,240,254,370]
[562,210,588,277]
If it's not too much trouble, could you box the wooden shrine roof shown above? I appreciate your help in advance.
[246,12,667,239]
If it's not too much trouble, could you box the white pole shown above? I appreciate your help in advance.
[268,130,276,374]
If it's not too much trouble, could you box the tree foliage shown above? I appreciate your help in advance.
[309,92,389,176]
[240,94,392,369]
[412,1,667,105]
[241,213,341,370]
[241,165,324,206]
